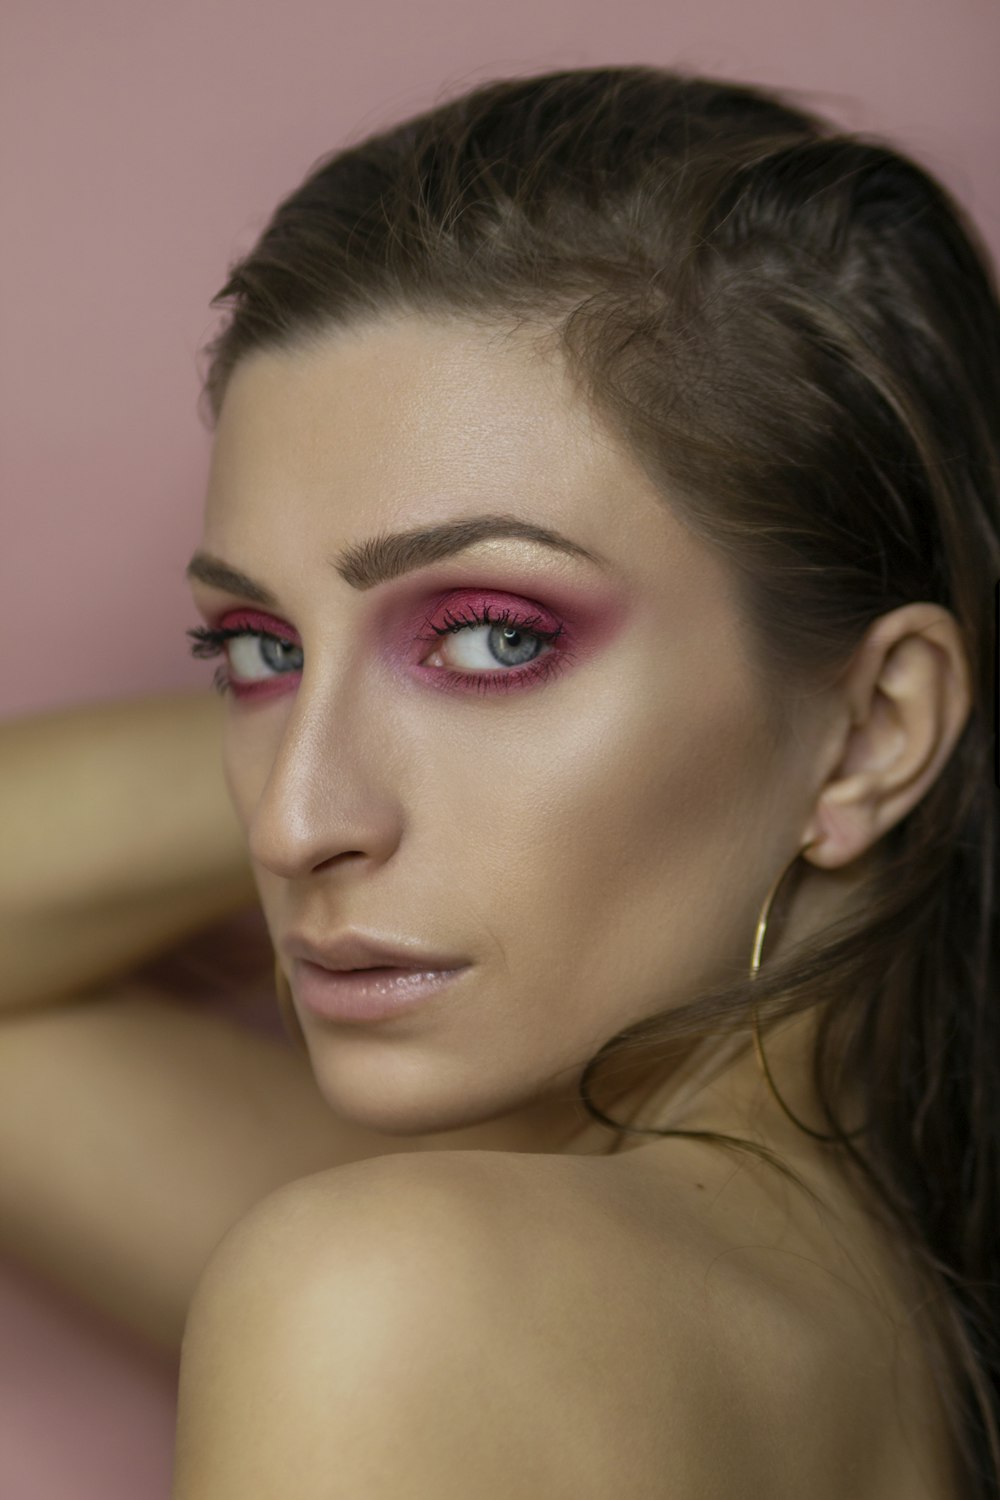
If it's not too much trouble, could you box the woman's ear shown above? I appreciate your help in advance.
[800,603,973,870]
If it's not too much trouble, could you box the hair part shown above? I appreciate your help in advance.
[198,66,1000,1495]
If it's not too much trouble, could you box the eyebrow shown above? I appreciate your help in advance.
[185,512,610,604]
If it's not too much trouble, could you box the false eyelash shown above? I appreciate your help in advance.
[185,624,292,656]
[417,602,565,645]
[185,624,237,685]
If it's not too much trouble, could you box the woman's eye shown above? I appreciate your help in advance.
[185,622,303,698]
[421,619,553,672]
[227,633,302,681]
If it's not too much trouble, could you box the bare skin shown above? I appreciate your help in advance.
[172,310,971,1495]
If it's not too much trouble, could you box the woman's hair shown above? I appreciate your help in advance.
[197,67,1000,1494]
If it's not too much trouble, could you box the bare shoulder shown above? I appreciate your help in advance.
[182,1145,543,1328]
[173,1145,959,1500]
[173,1149,602,1499]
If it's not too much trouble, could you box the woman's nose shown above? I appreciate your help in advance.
[244,695,407,882]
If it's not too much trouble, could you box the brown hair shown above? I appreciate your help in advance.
[198,67,1000,1495]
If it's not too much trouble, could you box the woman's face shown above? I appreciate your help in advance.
[187,314,815,1150]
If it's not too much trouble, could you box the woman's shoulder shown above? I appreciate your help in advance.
[185,1143,960,1500]
[368,1139,962,1500]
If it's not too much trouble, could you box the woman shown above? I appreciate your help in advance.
[7,63,994,1498]
[165,65,1000,1497]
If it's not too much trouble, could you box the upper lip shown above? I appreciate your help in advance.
[283,930,469,973]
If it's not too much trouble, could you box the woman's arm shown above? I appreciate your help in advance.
[0,693,422,1356]
[0,689,258,1014]
[0,982,404,1356]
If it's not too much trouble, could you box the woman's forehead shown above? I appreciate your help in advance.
[205,321,721,592]
[212,315,604,465]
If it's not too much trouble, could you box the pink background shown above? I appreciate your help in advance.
[2,1,998,1495]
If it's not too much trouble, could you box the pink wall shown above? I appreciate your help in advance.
[2,1,998,1496]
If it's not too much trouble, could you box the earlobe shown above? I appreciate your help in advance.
[802,774,883,869]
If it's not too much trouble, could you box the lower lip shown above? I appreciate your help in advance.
[293,960,469,1023]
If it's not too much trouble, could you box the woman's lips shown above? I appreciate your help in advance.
[293,959,470,1024]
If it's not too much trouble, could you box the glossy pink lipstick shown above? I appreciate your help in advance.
[293,959,469,1023]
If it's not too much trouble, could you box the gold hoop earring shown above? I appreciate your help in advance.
[749,839,846,1144]
[274,956,310,1053]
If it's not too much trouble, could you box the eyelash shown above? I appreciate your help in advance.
[185,603,570,699]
